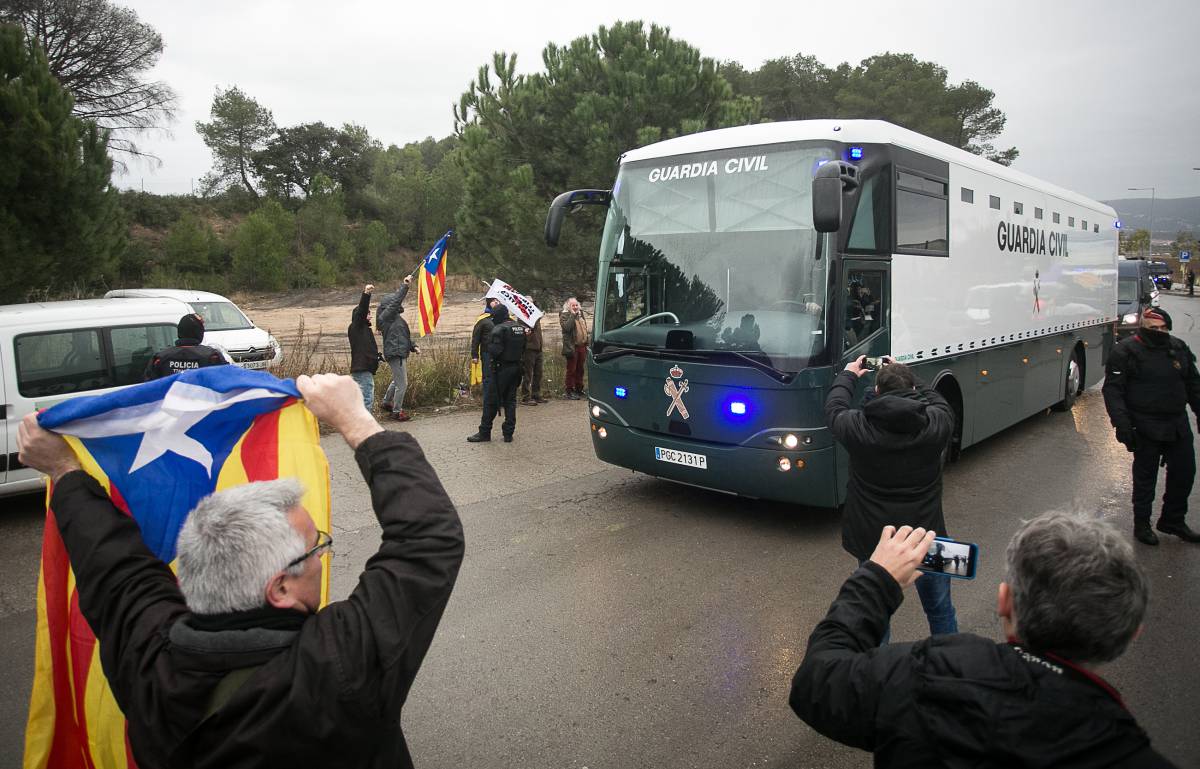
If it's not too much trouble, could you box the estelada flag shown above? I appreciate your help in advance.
[23,366,330,769]
[416,230,452,337]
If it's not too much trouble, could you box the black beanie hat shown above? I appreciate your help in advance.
[1144,307,1172,330]
[491,304,510,323]
[178,313,205,341]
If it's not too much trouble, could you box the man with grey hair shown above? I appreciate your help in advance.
[789,514,1176,768]
[17,374,464,769]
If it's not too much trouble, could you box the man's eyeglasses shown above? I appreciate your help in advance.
[286,530,332,570]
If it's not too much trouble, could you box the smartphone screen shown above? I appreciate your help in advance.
[917,536,979,579]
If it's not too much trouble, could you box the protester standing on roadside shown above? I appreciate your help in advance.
[560,297,589,400]
[520,316,546,406]
[1103,307,1200,545]
[470,299,498,398]
[1187,268,1195,297]
[825,355,958,639]
[144,314,230,380]
[377,276,420,422]
[347,284,381,411]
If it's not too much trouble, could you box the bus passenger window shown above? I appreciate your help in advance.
[897,170,948,256]
[603,271,648,332]
[848,175,884,251]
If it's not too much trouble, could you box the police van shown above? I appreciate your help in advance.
[105,288,282,370]
[0,297,192,498]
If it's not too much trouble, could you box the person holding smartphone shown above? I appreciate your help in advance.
[825,355,957,639]
[790,515,1175,768]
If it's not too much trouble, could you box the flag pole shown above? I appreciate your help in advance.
[405,230,455,280]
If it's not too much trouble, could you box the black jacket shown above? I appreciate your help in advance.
[470,312,494,361]
[143,340,227,380]
[377,284,417,360]
[488,319,527,364]
[348,291,381,374]
[51,430,464,769]
[825,370,954,559]
[1103,332,1200,442]
[790,562,1177,769]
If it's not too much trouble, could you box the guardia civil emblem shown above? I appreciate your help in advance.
[664,365,690,419]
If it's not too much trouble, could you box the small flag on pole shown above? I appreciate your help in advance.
[416,231,452,337]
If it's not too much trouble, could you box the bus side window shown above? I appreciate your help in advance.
[847,173,891,253]
[604,271,648,331]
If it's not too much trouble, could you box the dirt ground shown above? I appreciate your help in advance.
[235,286,580,361]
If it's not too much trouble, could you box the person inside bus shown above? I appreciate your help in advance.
[790,515,1177,768]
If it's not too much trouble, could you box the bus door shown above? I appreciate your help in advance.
[839,260,891,364]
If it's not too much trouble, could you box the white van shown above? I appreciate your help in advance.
[1,297,194,498]
[104,288,282,370]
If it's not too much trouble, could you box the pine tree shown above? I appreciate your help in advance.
[0,24,125,303]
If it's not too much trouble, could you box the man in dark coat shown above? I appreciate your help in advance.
[144,313,229,380]
[520,316,546,405]
[468,304,525,443]
[348,283,381,411]
[16,374,464,769]
[1102,307,1200,545]
[790,514,1176,769]
[470,298,498,398]
[377,277,420,422]
[825,355,957,637]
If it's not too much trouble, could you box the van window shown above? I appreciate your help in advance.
[17,330,113,397]
[191,301,252,331]
[111,325,176,385]
[16,323,178,397]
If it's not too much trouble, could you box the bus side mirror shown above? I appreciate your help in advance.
[545,189,612,247]
[812,162,860,233]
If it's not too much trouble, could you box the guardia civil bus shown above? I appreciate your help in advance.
[544,120,1117,507]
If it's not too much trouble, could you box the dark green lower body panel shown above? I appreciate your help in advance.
[590,422,841,508]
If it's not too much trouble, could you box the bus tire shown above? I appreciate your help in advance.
[934,376,963,466]
[1052,348,1083,411]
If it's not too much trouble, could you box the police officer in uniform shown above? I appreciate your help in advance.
[143,313,229,380]
[468,304,526,443]
[1103,307,1200,545]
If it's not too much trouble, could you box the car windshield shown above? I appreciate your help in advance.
[1118,278,1139,303]
[190,301,252,331]
[595,141,836,373]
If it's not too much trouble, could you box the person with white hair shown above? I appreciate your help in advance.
[560,297,589,400]
[17,373,464,769]
[789,513,1176,768]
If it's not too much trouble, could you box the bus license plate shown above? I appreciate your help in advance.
[655,447,707,469]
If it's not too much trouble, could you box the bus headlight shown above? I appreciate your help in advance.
[783,433,799,449]
[591,405,602,418]
[597,427,608,439]
[1122,313,1138,325]
[778,457,792,472]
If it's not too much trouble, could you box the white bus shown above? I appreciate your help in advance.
[546,120,1117,505]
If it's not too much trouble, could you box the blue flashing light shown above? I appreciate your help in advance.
[1114,219,1123,230]
[848,146,864,160]
[614,386,628,399]
[729,401,747,416]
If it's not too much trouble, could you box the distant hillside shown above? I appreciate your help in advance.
[1103,196,1200,239]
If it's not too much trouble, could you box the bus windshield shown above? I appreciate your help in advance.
[595,142,836,373]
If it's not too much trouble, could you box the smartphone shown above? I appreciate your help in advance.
[862,356,883,370]
[917,536,979,579]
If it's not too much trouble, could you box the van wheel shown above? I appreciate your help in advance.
[1052,350,1082,411]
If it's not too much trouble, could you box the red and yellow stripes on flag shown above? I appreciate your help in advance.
[416,249,447,337]
[23,399,330,769]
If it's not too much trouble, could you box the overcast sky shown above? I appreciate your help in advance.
[116,0,1200,204]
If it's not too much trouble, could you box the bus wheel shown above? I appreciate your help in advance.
[1052,349,1082,411]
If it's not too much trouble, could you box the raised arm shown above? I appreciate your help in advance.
[296,375,464,711]
[825,366,865,445]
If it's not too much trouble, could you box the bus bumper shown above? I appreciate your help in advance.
[589,422,840,508]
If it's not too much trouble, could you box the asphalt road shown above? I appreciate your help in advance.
[3,295,1200,767]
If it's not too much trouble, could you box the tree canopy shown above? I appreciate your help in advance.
[195,86,276,198]
[1,0,176,162]
[0,23,124,303]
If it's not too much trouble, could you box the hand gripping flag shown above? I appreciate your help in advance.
[24,366,330,769]
[416,230,452,336]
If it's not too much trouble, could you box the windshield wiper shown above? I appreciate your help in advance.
[594,344,703,363]
[693,350,795,383]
